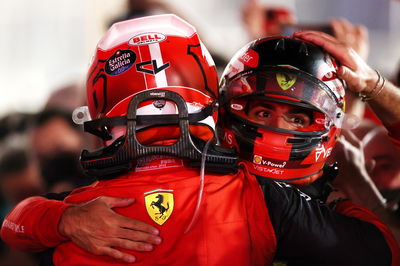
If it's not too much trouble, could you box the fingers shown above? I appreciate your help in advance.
[330,18,369,60]
[118,227,162,245]
[112,237,157,252]
[100,247,136,264]
[97,196,135,208]
[330,18,347,42]
[118,215,159,235]
[338,66,363,92]
[294,31,358,69]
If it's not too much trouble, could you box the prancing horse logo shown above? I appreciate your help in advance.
[276,72,297,91]
[144,189,174,225]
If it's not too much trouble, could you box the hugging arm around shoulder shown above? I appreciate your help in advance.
[0,192,70,252]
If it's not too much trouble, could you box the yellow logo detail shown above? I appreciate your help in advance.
[145,191,174,225]
[276,73,297,90]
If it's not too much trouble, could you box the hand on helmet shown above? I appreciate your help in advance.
[294,30,378,96]
[58,196,162,263]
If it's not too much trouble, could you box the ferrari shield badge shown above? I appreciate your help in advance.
[276,72,297,91]
[144,189,174,225]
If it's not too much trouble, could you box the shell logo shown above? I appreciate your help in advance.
[253,155,263,164]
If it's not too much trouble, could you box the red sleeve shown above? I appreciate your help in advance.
[0,196,70,252]
[363,106,382,125]
[335,200,400,266]
[386,121,400,149]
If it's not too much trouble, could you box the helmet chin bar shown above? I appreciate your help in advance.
[80,89,238,179]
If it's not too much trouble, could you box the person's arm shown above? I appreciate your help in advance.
[258,179,400,265]
[294,30,400,128]
[1,196,70,252]
[1,194,161,263]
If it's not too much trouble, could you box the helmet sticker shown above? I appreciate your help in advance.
[231,103,244,111]
[144,188,174,225]
[253,155,287,168]
[253,155,262,164]
[129,32,167,46]
[153,99,166,109]
[253,164,284,175]
[136,60,170,75]
[315,144,332,161]
[105,49,136,76]
[276,72,297,90]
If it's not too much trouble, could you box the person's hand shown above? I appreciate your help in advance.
[294,30,378,96]
[58,196,162,263]
[241,0,266,40]
[328,129,384,209]
[330,18,369,60]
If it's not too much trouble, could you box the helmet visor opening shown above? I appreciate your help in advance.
[225,67,344,129]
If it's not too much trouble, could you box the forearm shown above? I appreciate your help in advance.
[367,80,400,126]
[1,196,70,252]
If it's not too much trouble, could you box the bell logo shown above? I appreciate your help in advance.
[144,189,174,225]
[129,32,166,46]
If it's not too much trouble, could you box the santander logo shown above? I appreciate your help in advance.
[129,32,166,46]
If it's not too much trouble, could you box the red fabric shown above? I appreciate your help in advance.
[52,163,276,266]
[386,121,400,149]
[363,106,382,125]
[335,200,400,266]
[1,196,70,252]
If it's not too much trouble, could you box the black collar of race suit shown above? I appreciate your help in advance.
[80,89,238,179]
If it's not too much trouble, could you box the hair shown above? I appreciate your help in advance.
[33,108,78,130]
[0,134,30,177]
[0,112,33,142]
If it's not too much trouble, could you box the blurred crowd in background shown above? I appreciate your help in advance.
[0,0,400,265]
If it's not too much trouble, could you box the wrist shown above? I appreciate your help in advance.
[359,69,386,101]
[58,205,75,238]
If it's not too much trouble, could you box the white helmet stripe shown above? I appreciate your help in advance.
[137,43,150,90]
[149,42,168,87]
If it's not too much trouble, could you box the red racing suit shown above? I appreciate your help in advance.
[2,157,276,265]
[1,157,399,265]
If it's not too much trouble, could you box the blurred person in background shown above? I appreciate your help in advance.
[30,108,91,192]
[0,134,45,221]
[0,134,44,266]
[110,0,229,73]
[362,126,400,206]
[44,81,86,113]
[241,0,297,40]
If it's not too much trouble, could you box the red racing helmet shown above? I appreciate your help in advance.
[219,37,346,186]
[73,14,237,177]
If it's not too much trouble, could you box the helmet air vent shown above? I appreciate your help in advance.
[275,38,286,52]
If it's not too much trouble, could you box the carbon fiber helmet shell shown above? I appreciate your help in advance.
[86,14,218,144]
[219,36,345,186]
